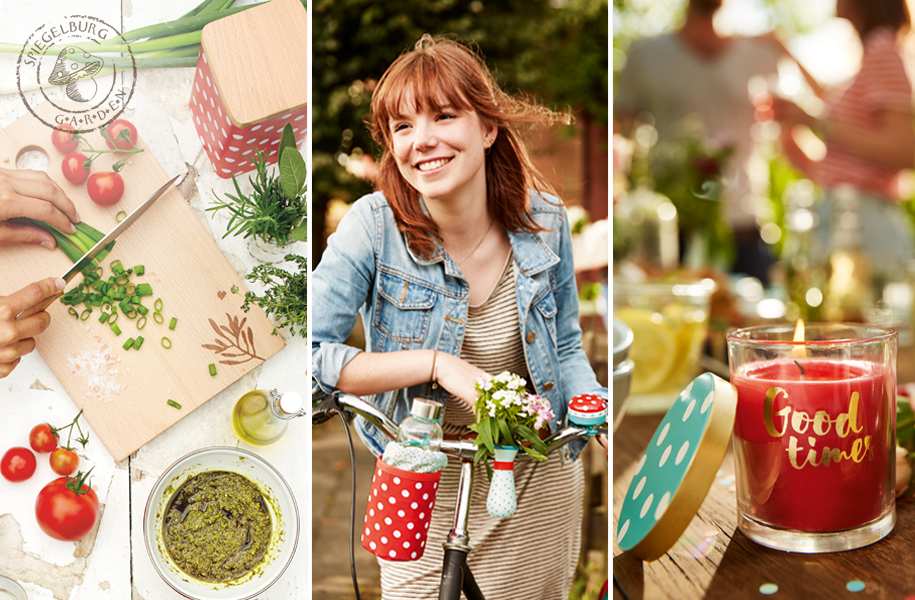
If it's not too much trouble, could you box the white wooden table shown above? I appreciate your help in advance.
[0,2,310,598]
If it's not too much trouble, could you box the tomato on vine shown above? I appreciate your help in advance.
[51,124,79,153]
[61,152,90,184]
[29,424,58,454]
[1,447,37,482]
[87,171,125,206]
[35,469,100,541]
[49,448,79,476]
[102,119,138,151]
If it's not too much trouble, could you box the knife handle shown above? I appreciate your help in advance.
[16,292,64,320]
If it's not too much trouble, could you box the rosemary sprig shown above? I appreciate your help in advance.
[206,148,307,245]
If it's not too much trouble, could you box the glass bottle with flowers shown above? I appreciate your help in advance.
[468,372,554,518]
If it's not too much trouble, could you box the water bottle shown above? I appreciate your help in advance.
[232,389,304,446]
[395,398,443,451]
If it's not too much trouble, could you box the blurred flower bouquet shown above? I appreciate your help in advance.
[469,372,553,475]
[629,118,737,267]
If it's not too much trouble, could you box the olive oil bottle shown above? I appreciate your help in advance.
[232,389,304,445]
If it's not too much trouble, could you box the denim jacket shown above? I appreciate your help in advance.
[311,191,602,461]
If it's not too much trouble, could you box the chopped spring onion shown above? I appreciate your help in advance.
[134,336,145,350]
[153,312,165,324]
[123,337,135,350]
[126,283,137,295]
[110,323,122,336]
[162,337,172,349]
[80,308,92,321]
[116,211,127,223]
[108,312,118,325]
[68,307,79,318]
[137,316,147,330]
[136,283,153,297]
[208,364,217,376]
[137,304,149,316]
[154,298,164,311]
[135,265,146,276]
[99,312,109,324]
[169,317,178,330]
[167,399,182,409]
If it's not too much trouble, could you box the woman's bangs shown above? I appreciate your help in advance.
[382,56,473,122]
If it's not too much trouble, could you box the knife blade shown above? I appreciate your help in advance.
[17,174,179,319]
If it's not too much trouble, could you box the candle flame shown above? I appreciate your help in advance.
[791,318,806,359]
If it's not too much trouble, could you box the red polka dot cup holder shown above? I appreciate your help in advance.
[568,393,608,428]
[189,50,307,179]
[361,457,441,561]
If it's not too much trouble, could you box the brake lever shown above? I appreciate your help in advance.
[312,394,341,425]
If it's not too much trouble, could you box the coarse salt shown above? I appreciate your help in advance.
[67,336,126,404]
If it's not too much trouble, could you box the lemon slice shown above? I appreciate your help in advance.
[615,308,677,394]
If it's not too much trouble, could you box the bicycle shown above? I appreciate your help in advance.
[312,390,609,600]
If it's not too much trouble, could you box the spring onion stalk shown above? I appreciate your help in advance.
[135,336,145,350]
[167,399,181,409]
[124,338,135,350]
[27,219,115,275]
[110,323,121,336]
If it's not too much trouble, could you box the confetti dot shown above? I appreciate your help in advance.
[759,583,778,595]
[683,399,696,421]
[633,476,646,500]
[657,423,670,446]
[846,581,865,593]
[659,445,672,467]
[675,441,690,466]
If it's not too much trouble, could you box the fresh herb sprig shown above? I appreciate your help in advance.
[207,138,307,246]
[232,254,306,338]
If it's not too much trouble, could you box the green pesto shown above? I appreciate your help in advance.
[162,471,272,582]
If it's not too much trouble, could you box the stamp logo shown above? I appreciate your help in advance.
[16,16,137,133]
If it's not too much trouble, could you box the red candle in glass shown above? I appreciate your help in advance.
[727,323,896,553]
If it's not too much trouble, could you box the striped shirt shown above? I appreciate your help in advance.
[378,251,585,599]
[812,27,913,199]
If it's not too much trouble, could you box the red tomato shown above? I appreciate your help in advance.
[87,172,124,206]
[102,119,138,151]
[29,423,59,453]
[61,152,90,184]
[51,124,78,153]
[35,474,100,541]
[49,448,79,476]
[1,447,37,482]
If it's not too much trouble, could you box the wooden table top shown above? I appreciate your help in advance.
[613,379,915,599]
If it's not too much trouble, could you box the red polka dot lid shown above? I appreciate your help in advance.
[568,394,608,426]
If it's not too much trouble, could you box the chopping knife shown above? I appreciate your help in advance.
[17,174,180,319]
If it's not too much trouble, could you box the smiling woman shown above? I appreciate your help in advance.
[312,34,604,600]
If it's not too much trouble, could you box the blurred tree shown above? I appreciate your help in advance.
[313,0,609,264]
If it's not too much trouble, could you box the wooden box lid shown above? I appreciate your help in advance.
[201,0,308,128]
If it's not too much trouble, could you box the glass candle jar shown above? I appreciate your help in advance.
[727,323,896,553]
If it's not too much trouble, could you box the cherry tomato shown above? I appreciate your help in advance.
[102,119,138,151]
[1,447,37,482]
[87,172,124,206]
[35,474,100,541]
[29,423,59,454]
[49,448,79,476]
[51,124,78,153]
[61,152,90,184]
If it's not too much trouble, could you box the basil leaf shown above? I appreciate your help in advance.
[280,149,307,200]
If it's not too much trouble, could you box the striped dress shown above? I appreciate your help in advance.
[378,251,585,600]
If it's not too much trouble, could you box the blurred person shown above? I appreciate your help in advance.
[772,0,914,277]
[615,0,818,284]
[312,35,604,599]
[0,168,77,378]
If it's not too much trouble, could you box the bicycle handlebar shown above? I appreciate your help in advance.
[313,391,608,460]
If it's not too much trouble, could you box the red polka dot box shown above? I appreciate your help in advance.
[189,0,307,178]
[568,393,609,427]
[361,457,441,561]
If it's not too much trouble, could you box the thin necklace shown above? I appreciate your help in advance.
[456,218,495,267]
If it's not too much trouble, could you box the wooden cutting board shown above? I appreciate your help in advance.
[0,102,286,462]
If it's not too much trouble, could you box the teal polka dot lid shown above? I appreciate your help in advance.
[616,373,737,561]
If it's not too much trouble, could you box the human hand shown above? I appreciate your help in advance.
[770,97,814,129]
[0,168,79,249]
[433,352,486,406]
[0,277,66,378]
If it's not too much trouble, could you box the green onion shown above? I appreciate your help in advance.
[154,298,164,311]
[110,323,122,336]
[99,312,109,324]
[162,337,172,348]
[123,337,135,350]
[135,265,145,276]
[169,317,178,330]
[134,336,145,350]
[137,304,149,316]
[137,316,147,330]
[68,307,79,318]
[153,312,165,324]
[80,308,91,321]
[116,211,127,223]
[136,283,153,297]
[108,312,118,325]
[208,364,217,377]
[167,399,182,409]
[27,219,115,274]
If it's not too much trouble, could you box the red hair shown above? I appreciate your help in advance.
[369,34,568,259]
